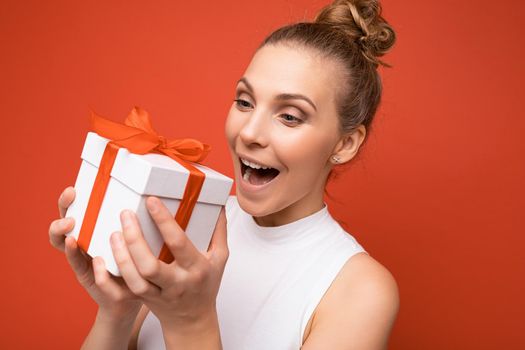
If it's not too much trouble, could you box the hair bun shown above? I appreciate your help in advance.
[314,0,396,67]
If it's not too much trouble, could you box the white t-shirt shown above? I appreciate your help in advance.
[137,196,367,350]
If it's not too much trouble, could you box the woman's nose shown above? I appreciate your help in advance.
[239,112,269,148]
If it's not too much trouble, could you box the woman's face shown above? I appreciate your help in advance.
[224,44,344,226]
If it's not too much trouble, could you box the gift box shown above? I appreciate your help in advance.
[65,108,233,276]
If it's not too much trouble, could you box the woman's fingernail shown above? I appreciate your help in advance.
[111,232,123,247]
[121,210,133,228]
[147,197,159,213]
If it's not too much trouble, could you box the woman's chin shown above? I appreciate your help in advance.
[236,191,272,217]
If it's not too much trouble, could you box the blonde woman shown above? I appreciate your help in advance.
[49,0,399,348]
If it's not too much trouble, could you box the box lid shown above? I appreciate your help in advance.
[80,132,233,205]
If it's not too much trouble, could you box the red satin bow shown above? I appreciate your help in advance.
[90,106,211,163]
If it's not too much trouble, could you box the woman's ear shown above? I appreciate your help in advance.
[330,125,366,165]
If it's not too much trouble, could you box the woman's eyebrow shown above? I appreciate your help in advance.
[237,77,317,112]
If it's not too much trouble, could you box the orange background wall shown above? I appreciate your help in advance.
[1,0,523,349]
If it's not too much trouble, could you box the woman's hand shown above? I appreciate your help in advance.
[48,186,143,322]
[111,196,228,336]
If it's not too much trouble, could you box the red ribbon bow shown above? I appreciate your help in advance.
[77,107,209,264]
[90,106,210,162]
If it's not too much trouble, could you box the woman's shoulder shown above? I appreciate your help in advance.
[304,252,399,347]
[330,253,399,318]
[336,253,399,305]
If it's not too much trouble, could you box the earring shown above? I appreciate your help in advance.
[331,155,340,164]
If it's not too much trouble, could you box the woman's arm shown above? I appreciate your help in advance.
[126,303,223,350]
[128,304,151,350]
[81,308,139,350]
[301,253,400,350]
[161,309,222,350]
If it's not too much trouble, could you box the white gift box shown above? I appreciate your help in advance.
[65,132,233,276]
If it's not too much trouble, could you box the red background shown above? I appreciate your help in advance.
[1,0,523,348]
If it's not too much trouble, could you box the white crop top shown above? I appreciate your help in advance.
[137,195,367,349]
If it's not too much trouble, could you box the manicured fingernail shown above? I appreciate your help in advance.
[147,197,159,213]
[111,232,123,247]
[121,210,133,227]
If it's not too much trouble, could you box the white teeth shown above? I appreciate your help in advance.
[240,157,271,170]
[243,167,252,181]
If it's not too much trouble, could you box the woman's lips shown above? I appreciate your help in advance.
[238,157,280,192]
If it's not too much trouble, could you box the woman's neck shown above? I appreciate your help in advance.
[253,187,326,227]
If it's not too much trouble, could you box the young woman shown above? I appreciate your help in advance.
[49,0,399,349]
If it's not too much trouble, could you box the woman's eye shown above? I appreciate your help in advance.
[280,114,302,124]
[234,99,251,108]
[234,98,303,125]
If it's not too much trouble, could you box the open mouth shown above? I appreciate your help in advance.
[240,157,280,186]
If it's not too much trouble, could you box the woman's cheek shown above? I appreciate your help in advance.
[281,131,326,164]
[288,137,332,176]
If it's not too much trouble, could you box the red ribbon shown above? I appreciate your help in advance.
[77,106,211,264]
